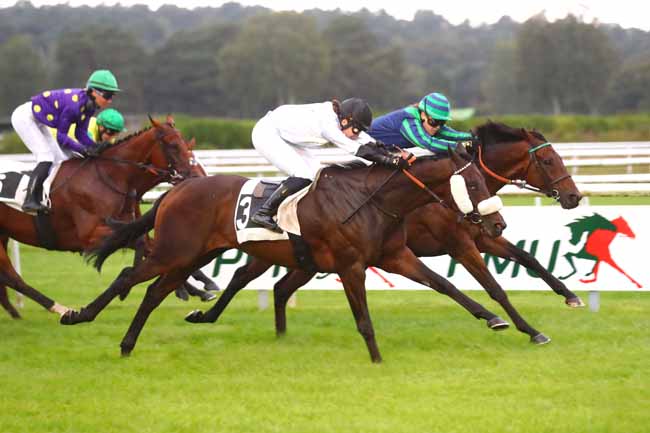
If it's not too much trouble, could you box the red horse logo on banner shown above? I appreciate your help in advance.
[560,213,642,288]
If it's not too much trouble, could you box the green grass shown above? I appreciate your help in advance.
[1,245,649,433]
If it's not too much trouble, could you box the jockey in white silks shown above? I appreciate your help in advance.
[250,98,411,232]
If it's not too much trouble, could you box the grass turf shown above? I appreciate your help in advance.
[1,245,649,433]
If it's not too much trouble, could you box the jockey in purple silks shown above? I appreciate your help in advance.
[10,69,121,213]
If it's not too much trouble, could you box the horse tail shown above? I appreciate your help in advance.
[85,192,167,271]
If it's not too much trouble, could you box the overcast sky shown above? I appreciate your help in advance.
[1,0,648,31]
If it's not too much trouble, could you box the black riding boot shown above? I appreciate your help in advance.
[22,161,52,214]
[251,176,312,233]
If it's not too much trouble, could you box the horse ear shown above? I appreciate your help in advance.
[148,114,161,128]
[166,114,175,127]
[188,137,196,150]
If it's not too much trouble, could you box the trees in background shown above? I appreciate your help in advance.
[217,13,329,117]
[0,35,46,113]
[0,3,649,118]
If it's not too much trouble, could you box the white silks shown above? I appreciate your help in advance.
[449,174,474,214]
[477,196,503,216]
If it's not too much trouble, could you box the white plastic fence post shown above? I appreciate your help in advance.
[10,240,24,308]
[534,196,542,207]
[588,290,600,312]
[258,290,269,310]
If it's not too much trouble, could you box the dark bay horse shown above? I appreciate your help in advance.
[197,122,584,344]
[0,115,194,319]
[63,147,507,362]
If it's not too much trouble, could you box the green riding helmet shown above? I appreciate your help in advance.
[418,92,452,121]
[86,69,121,92]
[96,108,126,132]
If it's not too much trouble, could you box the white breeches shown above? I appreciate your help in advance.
[252,114,322,180]
[11,102,69,164]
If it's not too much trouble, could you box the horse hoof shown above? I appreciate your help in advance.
[184,310,204,323]
[530,333,551,345]
[204,282,221,292]
[201,293,217,302]
[566,297,586,308]
[120,346,133,357]
[60,310,79,325]
[487,316,510,331]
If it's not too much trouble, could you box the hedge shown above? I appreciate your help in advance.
[1,113,649,153]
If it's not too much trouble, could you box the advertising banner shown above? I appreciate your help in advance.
[200,205,649,291]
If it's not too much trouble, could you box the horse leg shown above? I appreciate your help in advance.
[183,282,216,302]
[477,236,584,308]
[338,265,382,363]
[0,242,67,316]
[273,269,316,335]
[191,269,221,292]
[120,270,188,356]
[61,253,172,325]
[185,259,272,324]
[453,248,550,344]
[379,248,506,328]
[118,236,148,301]
[0,284,21,319]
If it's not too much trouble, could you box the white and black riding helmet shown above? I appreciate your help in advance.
[339,98,372,134]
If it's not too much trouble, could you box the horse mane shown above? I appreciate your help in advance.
[110,126,153,148]
[565,213,617,245]
[474,121,547,147]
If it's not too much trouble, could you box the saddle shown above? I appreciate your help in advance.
[0,161,60,213]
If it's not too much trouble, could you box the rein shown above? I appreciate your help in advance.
[49,128,184,197]
[342,153,474,224]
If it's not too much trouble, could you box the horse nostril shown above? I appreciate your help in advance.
[495,222,506,235]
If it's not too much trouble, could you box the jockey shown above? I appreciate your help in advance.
[369,92,477,154]
[10,69,121,213]
[50,107,126,144]
[90,108,127,143]
[251,97,409,232]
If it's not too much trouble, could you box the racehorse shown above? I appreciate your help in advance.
[63,146,507,362]
[561,213,641,288]
[186,122,583,344]
[0,115,194,319]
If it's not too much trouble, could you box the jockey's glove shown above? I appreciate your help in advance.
[355,144,410,170]
[84,141,111,158]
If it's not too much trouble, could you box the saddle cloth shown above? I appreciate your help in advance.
[233,178,310,244]
[0,160,62,213]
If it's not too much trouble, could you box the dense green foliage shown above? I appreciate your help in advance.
[0,2,649,119]
[0,243,648,433]
[2,112,649,152]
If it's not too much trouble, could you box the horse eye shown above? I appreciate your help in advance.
[543,159,553,165]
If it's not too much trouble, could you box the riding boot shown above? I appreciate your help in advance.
[22,161,52,214]
[251,176,312,233]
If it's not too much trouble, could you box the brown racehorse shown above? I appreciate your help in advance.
[63,146,507,362]
[189,122,583,344]
[0,115,194,319]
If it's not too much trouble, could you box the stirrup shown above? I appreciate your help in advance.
[22,201,49,214]
[251,213,282,233]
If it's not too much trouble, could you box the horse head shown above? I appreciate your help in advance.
[612,216,635,238]
[446,145,507,238]
[473,121,582,209]
[147,114,194,183]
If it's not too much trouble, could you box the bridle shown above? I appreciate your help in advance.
[50,126,188,197]
[477,138,572,200]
